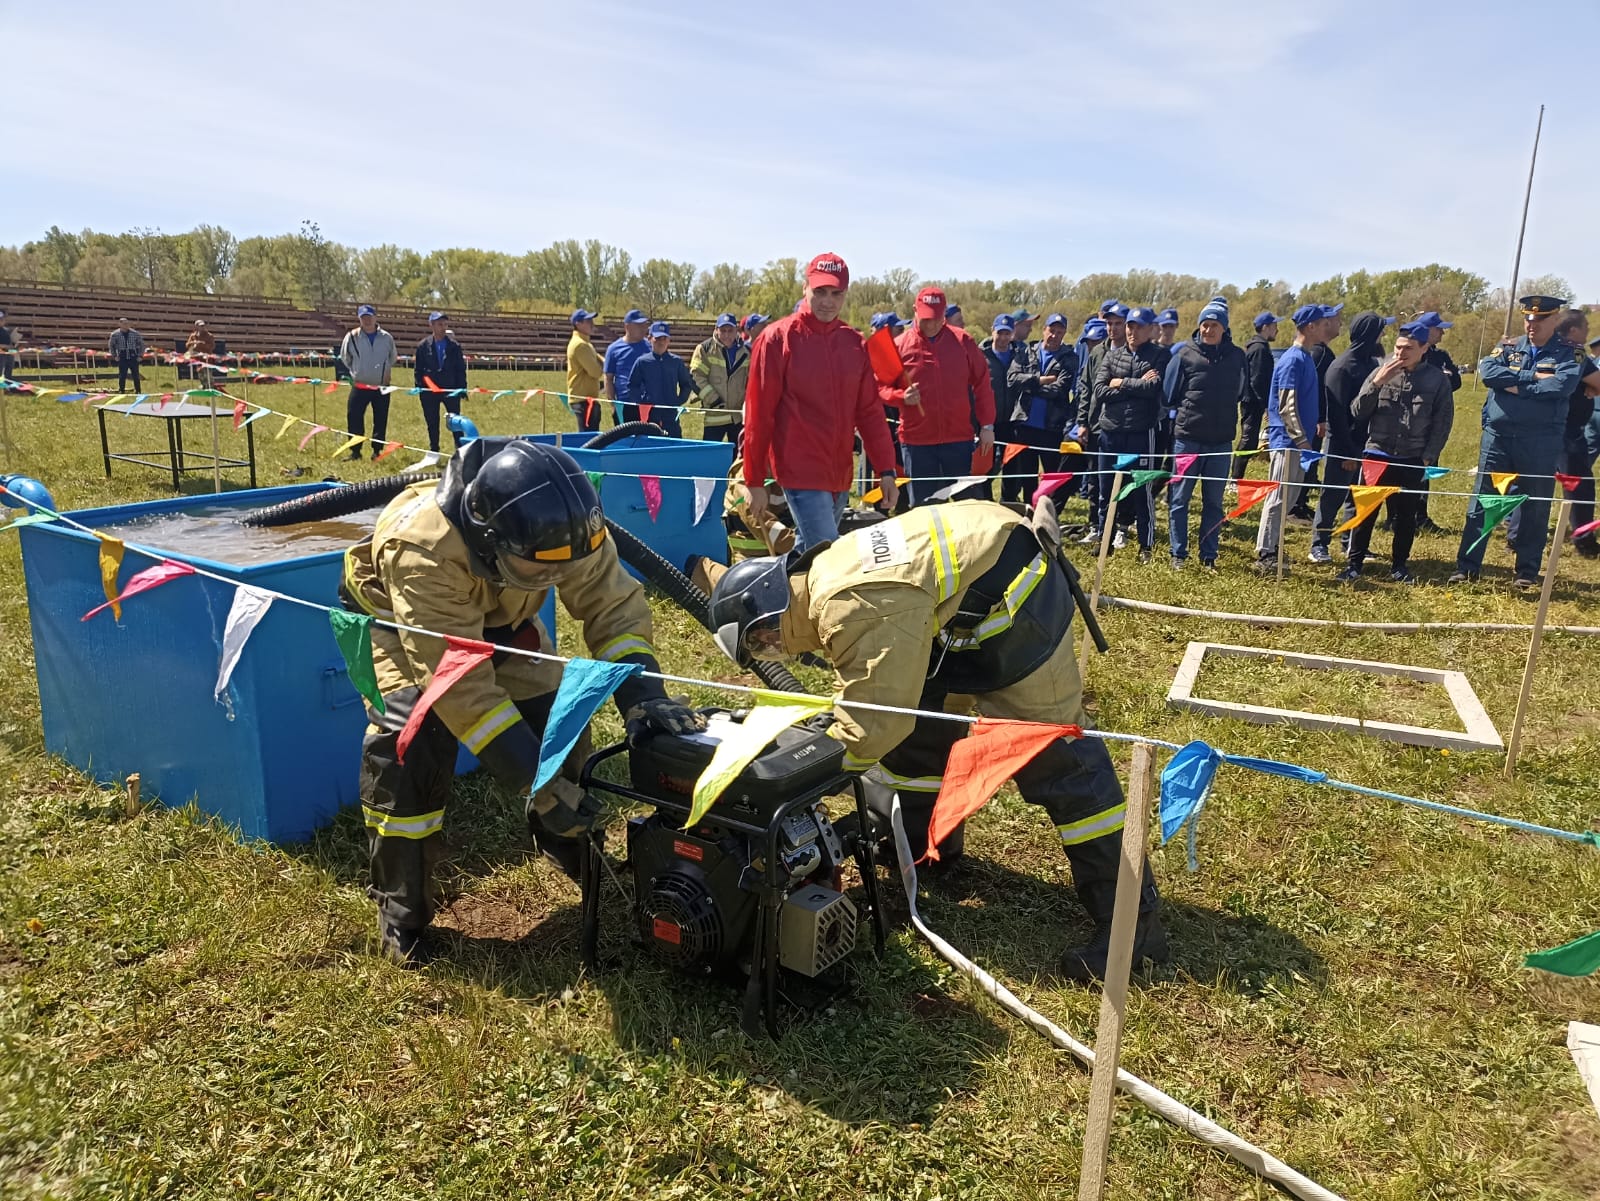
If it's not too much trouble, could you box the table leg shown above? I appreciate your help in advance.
[246,420,256,487]
[168,417,181,489]
[99,408,112,478]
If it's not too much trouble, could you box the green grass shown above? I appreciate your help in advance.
[2,369,1599,1199]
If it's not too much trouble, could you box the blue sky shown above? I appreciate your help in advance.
[11,1,1600,299]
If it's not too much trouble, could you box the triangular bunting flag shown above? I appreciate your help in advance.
[692,476,716,525]
[276,414,300,440]
[1114,453,1140,471]
[1524,929,1600,977]
[328,609,384,714]
[586,470,604,491]
[1001,441,1028,465]
[1490,472,1518,495]
[1299,450,1323,472]
[641,475,663,521]
[925,718,1082,862]
[323,381,340,395]
[97,537,125,621]
[1333,485,1401,534]
[532,659,643,794]
[639,404,654,426]
[297,425,329,451]
[1466,493,1528,555]
[82,560,194,622]
[232,399,248,430]
[374,440,405,461]
[330,434,365,459]
[1360,457,1389,486]
[1173,453,1198,479]
[929,476,988,502]
[1117,470,1171,501]
[396,637,494,763]
[1059,440,1083,455]
[861,477,909,505]
[865,324,906,388]
[215,586,274,704]
[423,375,442,392]
[969,444,995,475]
[1571,519,1600,541]
[1423,465,1451,480]
[689,693,831,826]
[1556,473,1582,493]
[1223,478,1277,521]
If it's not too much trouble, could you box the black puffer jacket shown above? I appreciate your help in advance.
[1092,342,1171,434]
[1320,312,1389,459]
[1168,332,1245,445]
[1242,333,1274,414]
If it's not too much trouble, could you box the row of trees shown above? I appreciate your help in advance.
[0,223,1576,358]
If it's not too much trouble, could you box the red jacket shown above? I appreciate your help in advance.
[879,323,995,446]
[743,305,898,492]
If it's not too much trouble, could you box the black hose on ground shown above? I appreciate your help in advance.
[241,471,441,527]
[236,454,805,693]
[583,421,663,450]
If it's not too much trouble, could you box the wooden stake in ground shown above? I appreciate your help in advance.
[1077,742,1156,1201]
[0,388,11,469]
[1079,471,1123,676]
[208,388,222,494]
[1504,499,1569,778]
[125,772,141,817]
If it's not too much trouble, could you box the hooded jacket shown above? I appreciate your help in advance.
[1164,331,1245,445]
[1320,312,1388,459]
[1242,332,1275,414]
[1352,359,1454,463]
[1091,341,1171,434]
[689,334,750,427]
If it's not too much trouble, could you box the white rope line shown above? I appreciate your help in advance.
[1098,594,1600,636]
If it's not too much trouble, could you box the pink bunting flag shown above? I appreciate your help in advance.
[81,560,195,622]
[396,637,494,763]
[1031,473,1074,506]
[1572,519,1600,541]
[1556,472,1582,494]
[641,474,663,521]
[1174,453,1198,479]
[297,425,329,451]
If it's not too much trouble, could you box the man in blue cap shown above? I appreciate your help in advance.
[741,313,771,345]
[1293,303,1344,522]
[1237,311,1283,481]
[1073,307,1127,543]
[413,311,467,467]
[1449,295,1581,588]
[1308,311,1393,564]
[1011,309,1036,346]
[1411,311,1461,532]
[945,303,965,330]
[689,313,749,444]
[1004,312,1078,504]
[1254,304,1326,574]
[566,309,606,432]
[1153,306,1184,475]
[603,309,653,425]
[625,321,691,438]
[339,304,397,460]
[1155,307,1181,351]
[1091,306,1170,560]
[1164,301,1243,569]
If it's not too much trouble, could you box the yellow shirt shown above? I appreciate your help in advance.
[566,330,603,401]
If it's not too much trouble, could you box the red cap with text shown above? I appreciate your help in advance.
[805,253,849,289]
[914,287,948,319]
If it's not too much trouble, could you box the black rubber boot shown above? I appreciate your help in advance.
[378,918,432,968]
[1059,863,1169,983]
[862,776,965,870]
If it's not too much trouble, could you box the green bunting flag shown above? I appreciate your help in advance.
[1117,470,1172,501]
[1465,492,1528,556]
[586,471,604,490]
[1524,928,1600,977]
[328,608,385,714]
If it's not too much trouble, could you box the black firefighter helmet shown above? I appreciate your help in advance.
[436,437,606,582]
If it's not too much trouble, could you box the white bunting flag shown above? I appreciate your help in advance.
[692,477,716,526]
[215,586,275,707]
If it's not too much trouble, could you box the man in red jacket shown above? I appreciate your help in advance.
[743,252,900,550]
[879,286,996,506]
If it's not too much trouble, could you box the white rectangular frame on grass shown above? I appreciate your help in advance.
[1167,641,1505,753]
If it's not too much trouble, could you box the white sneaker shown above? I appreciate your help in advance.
[1112,529,1126,550]
[416,451,441,469]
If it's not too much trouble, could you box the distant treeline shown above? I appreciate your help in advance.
[0,222,1577,359]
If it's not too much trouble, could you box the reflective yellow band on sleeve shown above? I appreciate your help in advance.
[974,553,1049,642]
[869,765,945,792]
[461,700,521,755]
[842,750,879,774]
[593,634,655,662]
[925,510,961,602]
[363,806,445,840]
[1057,803,1126,846]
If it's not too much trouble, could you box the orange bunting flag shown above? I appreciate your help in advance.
[1001,441,1028,465]
[297,425,329,451]
[322,381,340,395]
[423,375,442,392]
[374,440,405,461]
[97,536,125,621]
[1556,472,1582,493]
[82,560,194,622]
[865,324,906,388]
[1491,472,1518,495]
[396,637,494,763]
[1359,458,1389,487]
[1333,485,1400,534]
[924,718,1083,862]
[1224,478,1278,521]
[970,443,995,475]
[639,404,654,426]
[232,399,247,430]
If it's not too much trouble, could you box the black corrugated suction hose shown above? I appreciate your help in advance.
[238,442,805,693]
[581,420,663,449]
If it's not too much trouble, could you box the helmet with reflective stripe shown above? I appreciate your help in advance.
[708,554,792,665]
[440,438,606,575]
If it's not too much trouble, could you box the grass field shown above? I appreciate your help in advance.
[2,365,1599,1199]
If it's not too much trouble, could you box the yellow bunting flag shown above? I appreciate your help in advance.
[1333,485,1401,534]
[1059,440,1083,455]
[330,434,366,459]
[861,476,911,505]
[276,413,300,440]
[1490,472,1518,495]
[687,693,831,826]
[97,536,125,621]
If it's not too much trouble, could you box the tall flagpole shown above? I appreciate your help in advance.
[1502,105,1545,338]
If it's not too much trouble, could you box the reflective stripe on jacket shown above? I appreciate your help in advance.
[689,336,749,427]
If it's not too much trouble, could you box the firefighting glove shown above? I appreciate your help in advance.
[530,778,605,883]
[624,695,707,743]
[801,709,836,735]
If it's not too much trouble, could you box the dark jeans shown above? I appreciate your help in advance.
[420,392,462,452]
[116,357,142,393]
[571,398,605,433]
[1348,459,1423,569]
[1167,439,1231,562]
[903,438,979,506]
[348,384,390,452]
[1096,427,1157,548]
[1569,443,1598,536]
[1456,427,1561,579]
[702,422,742,445]
[1311,453,1359,552]
[1000,422,1063,503]
[1234,403,1265,478]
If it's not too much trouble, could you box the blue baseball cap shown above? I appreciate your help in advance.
[1318,303,1345,319]
[946,303,963,318]
[571,308,599,323]
[1099,299,1122,315]
[1197,302,1229,325]
[1104,302,1130,320]
[648,321,671,338]
[741,313,769,330]
[1291,304,1324,327]
[356,304,375,317]
[992,313,1015,332]
[715,312,739,329]
[1011,308,1035,322]
[427,310,446,323]
[1045,312,1069,328]
[1397,320,1431,342]
[623,309,649,324]
[1125,307,1158,326]
[1083,318,1108,338]
[1157,307,1180,326]
[1254,311,1282,329]
[1416,311,1453,330]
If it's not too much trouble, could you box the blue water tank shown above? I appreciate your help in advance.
[20,484,556,843]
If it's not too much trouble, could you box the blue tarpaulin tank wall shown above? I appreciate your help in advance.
[18,484,557,843]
